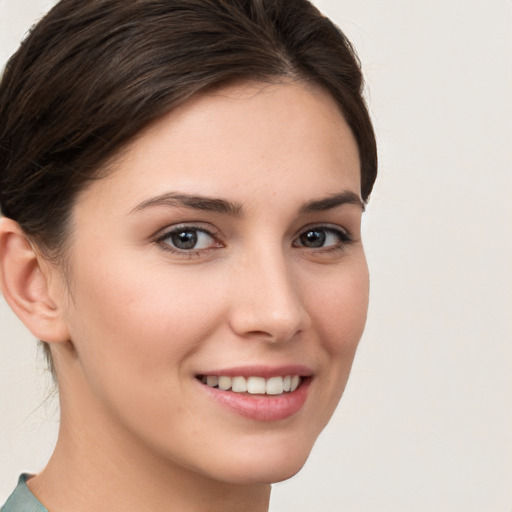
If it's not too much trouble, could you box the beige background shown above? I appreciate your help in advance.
[1,0,511,510]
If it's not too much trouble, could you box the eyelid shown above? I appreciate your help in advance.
[294,223,352,241]
[154,222,224,255]
[292,223,354,250]
[154,221,221,240]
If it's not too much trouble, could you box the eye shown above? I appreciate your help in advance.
[294,226,351,250]
[157,226,222,253]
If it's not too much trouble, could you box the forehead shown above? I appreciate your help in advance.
[75,80,361,215]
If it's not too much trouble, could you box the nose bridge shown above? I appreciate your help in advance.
[229,242,310,342]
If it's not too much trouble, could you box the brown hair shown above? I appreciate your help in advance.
[0,0,377,372]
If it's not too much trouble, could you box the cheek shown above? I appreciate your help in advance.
[290,258,369,447]
[65,257,228,377]
[306,258,369,357]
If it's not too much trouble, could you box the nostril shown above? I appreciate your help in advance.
[227,262,311,341]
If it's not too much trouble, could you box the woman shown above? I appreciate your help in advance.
[0,0,377,511]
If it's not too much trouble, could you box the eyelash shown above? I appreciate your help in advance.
[155,224,353,257]
[155,224,223,258]
[292,225,353,252]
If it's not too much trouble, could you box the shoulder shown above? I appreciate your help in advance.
[1,475,47,512]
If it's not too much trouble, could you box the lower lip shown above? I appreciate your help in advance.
[198,378,311,422]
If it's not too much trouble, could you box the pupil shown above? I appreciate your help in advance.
[301,230,325,248]
[172,230,197,250]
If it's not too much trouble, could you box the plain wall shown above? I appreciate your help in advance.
[1,1,511,510]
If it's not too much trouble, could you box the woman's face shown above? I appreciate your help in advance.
[54,81,369,484]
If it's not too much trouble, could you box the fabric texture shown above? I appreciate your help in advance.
[1,474,278,511]
[1,475,47,512]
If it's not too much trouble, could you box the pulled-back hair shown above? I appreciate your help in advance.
[0,0,377,372]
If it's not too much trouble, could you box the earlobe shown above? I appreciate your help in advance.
[0,218,70,343]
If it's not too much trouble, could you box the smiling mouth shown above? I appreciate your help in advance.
[196,375,303,396]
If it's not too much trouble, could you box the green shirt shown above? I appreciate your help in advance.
[2,474,276,511]
[1,475,47,512]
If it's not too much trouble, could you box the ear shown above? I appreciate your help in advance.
[0,218,70,343]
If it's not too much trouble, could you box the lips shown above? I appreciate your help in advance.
[196,366,313,421]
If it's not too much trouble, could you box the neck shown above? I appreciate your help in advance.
[28,372,271,512]
[30,423,271,512]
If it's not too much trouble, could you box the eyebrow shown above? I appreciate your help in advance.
[131,192,244,216]
[131,189,364,217]
[298,191,365,214]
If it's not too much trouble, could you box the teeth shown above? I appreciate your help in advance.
[247,376,266,394]
[266,376,284,395]
[232,376,247,393]
[218,376,232,391]
[291,375,300,392]
[201,375,303,395]
[206,375,218,387]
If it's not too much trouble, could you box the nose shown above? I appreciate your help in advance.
[228,249,311,343]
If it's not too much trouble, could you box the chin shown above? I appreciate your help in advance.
[202,436,316,486]
[217,460,308,486]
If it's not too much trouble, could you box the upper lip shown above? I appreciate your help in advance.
[196,365,314,379]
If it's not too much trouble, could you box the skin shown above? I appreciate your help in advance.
[0,80,369,512]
